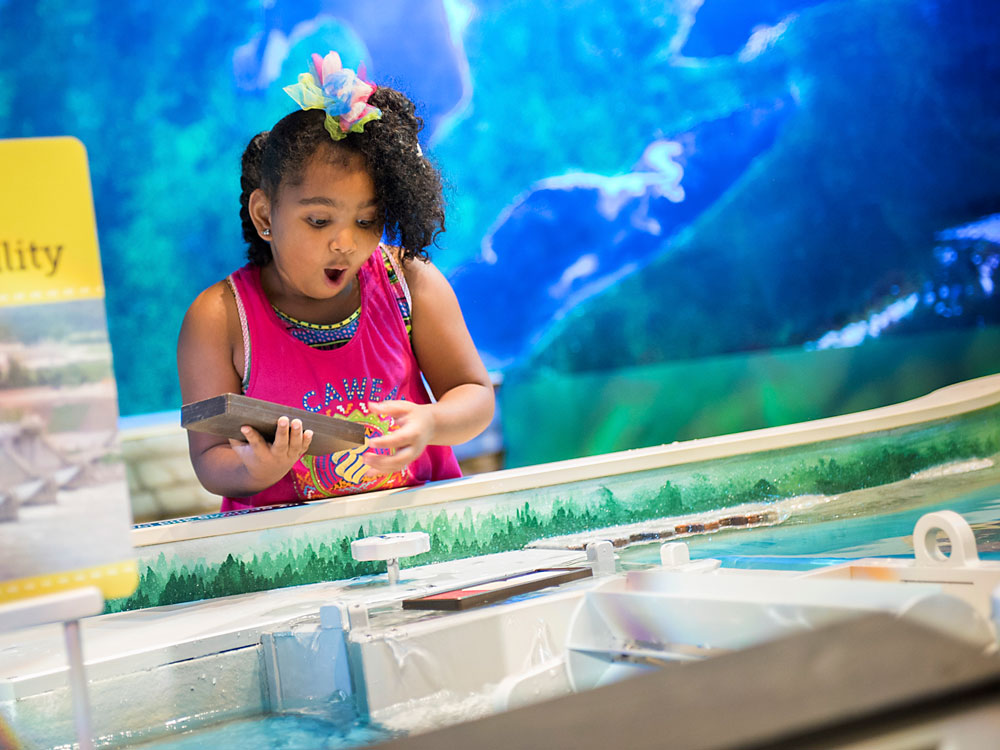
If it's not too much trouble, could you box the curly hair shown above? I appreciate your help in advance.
[239,87,445,266]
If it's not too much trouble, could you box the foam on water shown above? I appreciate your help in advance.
[369,688,496,735]
[910,457,995,481]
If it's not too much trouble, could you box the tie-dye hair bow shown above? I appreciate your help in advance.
[283,51,382,141]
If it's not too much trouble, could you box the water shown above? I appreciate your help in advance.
[124,713,398,750]
[620,458,1000,570]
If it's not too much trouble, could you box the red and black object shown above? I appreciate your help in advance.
[402,567,593,611]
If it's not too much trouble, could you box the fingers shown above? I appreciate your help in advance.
[270,416,290,453]
[366,427,411,452]
[225,416,314,491]
[366,401,425,442]
[239,424,269,451]
[363,401,434,474]
[368,399,411,417]
[364,430,424,473]
[239,418,313,459]
[363,446,419,474]
[366,419,426,458]
[277,417,313,458]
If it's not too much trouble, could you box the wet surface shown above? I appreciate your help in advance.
[620,456,1000,567]
[125,712,397,750]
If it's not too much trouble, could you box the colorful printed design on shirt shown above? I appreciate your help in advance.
[291,403,414,498]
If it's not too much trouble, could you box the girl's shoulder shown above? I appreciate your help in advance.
[184,279,237,326]
[177,277,248,406]
[388,250,458,322]
[179,277,244,354]
[178,277,246,386]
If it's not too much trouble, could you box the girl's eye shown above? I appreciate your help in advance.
[357,219,375,229]
[307,217,329,227]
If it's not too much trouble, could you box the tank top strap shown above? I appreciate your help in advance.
[380,245,412,335]
[227,265,265,391]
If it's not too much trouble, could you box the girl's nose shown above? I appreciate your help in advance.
[329,225,356,253]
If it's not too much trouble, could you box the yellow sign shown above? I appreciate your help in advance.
[1,561,139,606]
[0,137,136,608]
[0,137,105,306]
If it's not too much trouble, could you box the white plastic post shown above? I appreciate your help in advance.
[660,542,691,567]
[386,558,400,585]
[63,619,95,750]
[0,587,103,750]
[350,532,431,585]
[585,540,615,576]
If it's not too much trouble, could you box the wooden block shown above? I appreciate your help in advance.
[402,567,594,611]
[181,393,367,456]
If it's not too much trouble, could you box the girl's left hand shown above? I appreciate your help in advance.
[362,400,436,474]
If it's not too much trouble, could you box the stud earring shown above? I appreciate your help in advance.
[261,228,271,237]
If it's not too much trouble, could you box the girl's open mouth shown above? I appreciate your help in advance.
[324,268,345,285]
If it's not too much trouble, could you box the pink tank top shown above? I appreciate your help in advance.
[221,247,461,510]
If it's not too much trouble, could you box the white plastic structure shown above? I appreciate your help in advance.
[565,510,1000,692]
[660,541,722,573]
[585,540,615,576]
[564,569,992,693]
[351,532,430,585]
[659,542,690,566]
[0,586,104,750]
[804,510,1000,622]
[913,510,980,566]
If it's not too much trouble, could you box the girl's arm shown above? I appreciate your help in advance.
[177,281,313,496]
[363,257,495,473]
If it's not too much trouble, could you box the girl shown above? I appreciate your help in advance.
[177,52,494,510]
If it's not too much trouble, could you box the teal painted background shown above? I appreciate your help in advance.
[1,0,997,468]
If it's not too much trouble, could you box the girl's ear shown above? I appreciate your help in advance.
[248,188,272,239]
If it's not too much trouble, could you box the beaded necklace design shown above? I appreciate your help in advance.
[273,249,411,350]
[273,304,360,350]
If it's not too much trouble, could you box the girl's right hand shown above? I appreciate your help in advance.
[228,416,313,488]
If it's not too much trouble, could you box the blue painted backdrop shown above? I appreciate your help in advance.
[2,0,998,466]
